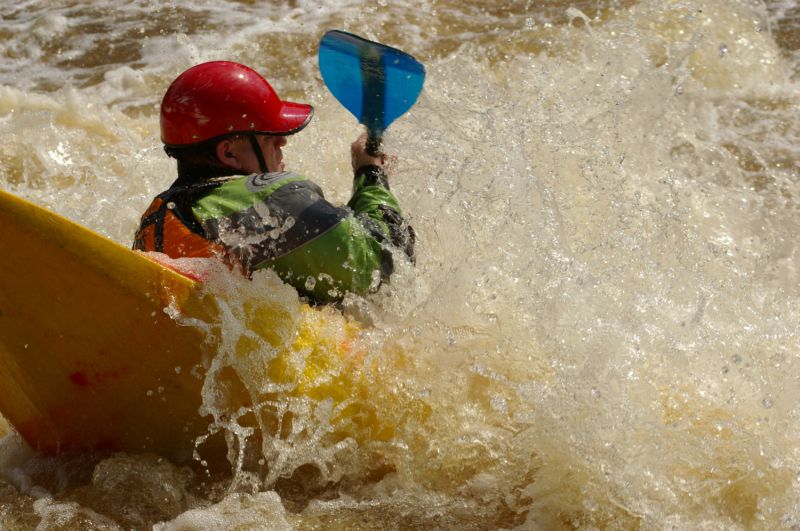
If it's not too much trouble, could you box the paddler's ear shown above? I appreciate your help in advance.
[215,138,243,170]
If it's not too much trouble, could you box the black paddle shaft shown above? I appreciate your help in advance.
[360,46,385,156]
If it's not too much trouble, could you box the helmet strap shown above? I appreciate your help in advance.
[248,134,269,173]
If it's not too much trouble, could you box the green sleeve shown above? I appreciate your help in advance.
[346,165,403,236]
[269,166,414,303]
[266,217,387,302]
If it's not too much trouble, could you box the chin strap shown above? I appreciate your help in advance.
[248,134,269,173]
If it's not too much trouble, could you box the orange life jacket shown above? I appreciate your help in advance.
[132,189,224,259]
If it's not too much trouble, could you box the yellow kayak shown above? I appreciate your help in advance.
[0,189,422,472]
[0,188,222,463]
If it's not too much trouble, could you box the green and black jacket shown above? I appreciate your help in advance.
[134,166,414,303]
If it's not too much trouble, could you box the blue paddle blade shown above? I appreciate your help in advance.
[318,30,425,137]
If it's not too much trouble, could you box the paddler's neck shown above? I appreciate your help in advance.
[173,160,240,186]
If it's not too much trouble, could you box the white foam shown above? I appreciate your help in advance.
[154,492,291,531]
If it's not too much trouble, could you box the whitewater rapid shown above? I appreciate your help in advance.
[2,0,800,528]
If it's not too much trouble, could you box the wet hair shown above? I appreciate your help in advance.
[164,136,240,181]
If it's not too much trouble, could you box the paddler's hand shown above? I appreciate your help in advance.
[351,133,394,175]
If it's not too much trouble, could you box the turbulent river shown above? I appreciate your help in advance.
[2,0,800,528]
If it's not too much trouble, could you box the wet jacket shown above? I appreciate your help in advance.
[133,165,414,303]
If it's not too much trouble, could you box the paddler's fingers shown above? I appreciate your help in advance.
[351,132,390,174]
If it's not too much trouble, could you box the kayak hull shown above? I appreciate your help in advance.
[0,189,216,463]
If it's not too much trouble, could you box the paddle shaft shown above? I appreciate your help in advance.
[365,133,382,156]
[360,45,384,156]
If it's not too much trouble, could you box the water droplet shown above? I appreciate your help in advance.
[491,396,508,413]
[304,276,317,291]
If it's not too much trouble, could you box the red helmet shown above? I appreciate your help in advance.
[160,61,313,147]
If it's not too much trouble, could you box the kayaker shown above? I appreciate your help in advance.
[133,61,414,303]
